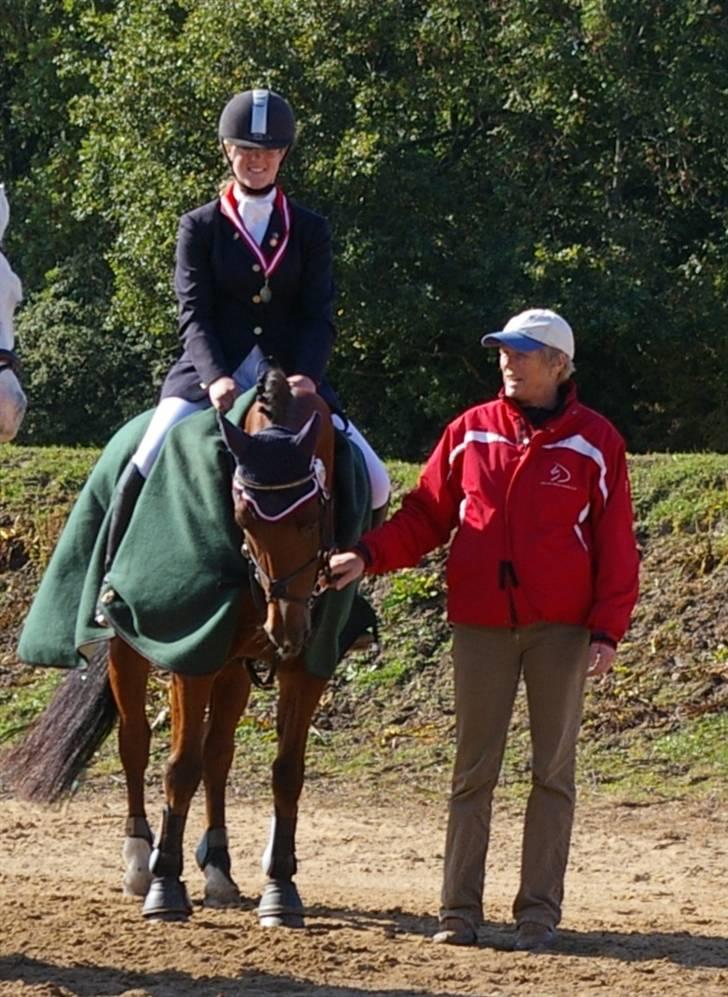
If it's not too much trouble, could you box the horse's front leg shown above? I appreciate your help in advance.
[108,638,153,899]
[143,671,216,922]
[259,663,327,928]
[196,658,252,908]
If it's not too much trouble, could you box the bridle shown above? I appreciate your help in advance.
[234,463,334,612]
[0,348,20,376]
[235,464,334,689]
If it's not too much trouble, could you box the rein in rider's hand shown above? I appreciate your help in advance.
[209,376,238,412]
[287,374,317,393]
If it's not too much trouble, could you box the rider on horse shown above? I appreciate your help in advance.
[104,88,389,574]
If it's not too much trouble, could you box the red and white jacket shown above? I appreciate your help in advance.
[361,385,639,644]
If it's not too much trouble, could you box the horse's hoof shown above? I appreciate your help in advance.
[203,865,242,908]
[259,912,304,928]
[122,836,153,898]
[258,879,305,929]
[142,876,193,921]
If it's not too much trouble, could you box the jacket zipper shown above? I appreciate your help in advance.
[501,417,539,627]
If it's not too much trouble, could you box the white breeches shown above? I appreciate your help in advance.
[331,414,390,509]
[132,396,208,478]
[132,396,391,508]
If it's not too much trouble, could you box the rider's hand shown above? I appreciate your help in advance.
[586,641,617,678]
[208,376,238,412]
[287,374,317,393]
[326,551,366,590]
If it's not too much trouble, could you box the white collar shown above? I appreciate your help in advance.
[233,186,276,209]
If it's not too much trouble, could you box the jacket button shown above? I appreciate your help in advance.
[252,294,261,304]
[252,263,261,272]
[253,326,263,336]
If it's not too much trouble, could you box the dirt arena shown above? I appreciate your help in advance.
[0,788,726,996]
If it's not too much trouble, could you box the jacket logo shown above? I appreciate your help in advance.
[546,463,572,486]
[549,462,571,484]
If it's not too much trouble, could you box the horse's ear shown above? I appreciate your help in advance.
[218,413,252,464]
[294,412,321,459]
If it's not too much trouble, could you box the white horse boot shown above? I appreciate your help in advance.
[121,816,153,898]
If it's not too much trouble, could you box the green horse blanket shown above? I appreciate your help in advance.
[18,390,371,679]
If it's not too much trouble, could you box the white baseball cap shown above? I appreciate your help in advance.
[481,308,575,359]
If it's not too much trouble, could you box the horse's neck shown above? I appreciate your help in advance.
[0,253,22,348]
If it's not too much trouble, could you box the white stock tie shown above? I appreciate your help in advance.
[238,193,275,246]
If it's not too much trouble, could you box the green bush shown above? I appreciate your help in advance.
[15,258,157,445]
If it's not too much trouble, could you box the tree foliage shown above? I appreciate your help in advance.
[14,255,152,445]
[3,0,727,455]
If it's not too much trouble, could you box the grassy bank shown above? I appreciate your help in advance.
[1,446,726,804]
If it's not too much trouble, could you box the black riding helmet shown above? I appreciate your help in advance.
[218,89,296,150]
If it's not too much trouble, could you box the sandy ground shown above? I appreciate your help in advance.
[0,788,726,997]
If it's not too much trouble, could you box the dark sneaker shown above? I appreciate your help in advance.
[432,916,477,946]
[514,921,557,951]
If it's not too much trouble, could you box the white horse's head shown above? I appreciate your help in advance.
[0,184,27,442]
[0,185,9,243]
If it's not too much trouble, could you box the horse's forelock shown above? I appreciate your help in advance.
[256,367,291,424]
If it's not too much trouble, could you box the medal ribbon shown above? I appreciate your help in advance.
[220,182,291,281]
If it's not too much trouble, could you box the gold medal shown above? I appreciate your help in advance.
[259,282,272,304]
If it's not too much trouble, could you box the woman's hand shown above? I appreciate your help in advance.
[326,551,366,590]
[287,374,317,393]
[208,376,238,412]
[586,641,617,677]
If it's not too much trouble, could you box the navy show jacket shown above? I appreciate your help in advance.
[161,194,336,404]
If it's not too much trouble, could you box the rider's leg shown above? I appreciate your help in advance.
[332,416,390,528]
[105,461,145,571]
[104,397,207,571]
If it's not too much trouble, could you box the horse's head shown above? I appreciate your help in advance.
[0,183,27,442]
[220,370,334,660]
[0,185,9,244]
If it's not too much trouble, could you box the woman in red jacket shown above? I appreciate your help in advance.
[329,308,639,952]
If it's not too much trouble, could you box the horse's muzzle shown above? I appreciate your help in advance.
[0,384,27,442]
[264,601,311,660]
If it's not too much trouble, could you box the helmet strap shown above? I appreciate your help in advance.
[237,181,277,197]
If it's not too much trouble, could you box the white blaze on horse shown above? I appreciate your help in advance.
[0,184,27,441]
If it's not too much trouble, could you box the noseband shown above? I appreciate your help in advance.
[0,348,20,376]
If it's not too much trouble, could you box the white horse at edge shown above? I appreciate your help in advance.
[0,183,27,441]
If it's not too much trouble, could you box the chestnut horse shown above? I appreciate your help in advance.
[8,369,336,926]
[0,183,27,441]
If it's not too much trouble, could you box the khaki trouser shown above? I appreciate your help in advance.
[439,622,589,931]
